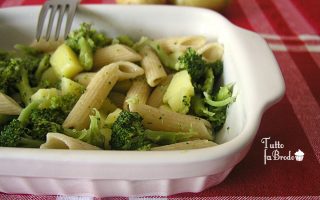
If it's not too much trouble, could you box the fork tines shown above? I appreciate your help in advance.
[36,0,79,41]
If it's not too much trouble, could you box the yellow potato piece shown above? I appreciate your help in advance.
[50,44,83,78]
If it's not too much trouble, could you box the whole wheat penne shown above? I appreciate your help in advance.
[155,36,206,53]
[0,92,22,115]
[147,74,173,107]
[63,64,119,130]
[129,103,213,140]
[197,42,224,63]
[123,78,151,110]
[93,44,142,69]
[40,132,101,150]
[73,72,95,86]
[151,140,217,151]
[116,61,145,81]
[140,46,167,87]
[74,72,133,93]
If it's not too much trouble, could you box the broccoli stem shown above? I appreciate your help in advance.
[19,137,44,148]
[16,68,34,105]
[35,54,50,81]
[192,94,215,117]
[78,37,93,71]
[18,101,39,125]
[204,92,235,107]
[202,67,214,94]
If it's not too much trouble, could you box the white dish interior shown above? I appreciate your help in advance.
[0,5,285,197]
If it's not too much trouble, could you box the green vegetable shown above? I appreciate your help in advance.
[0,46,50,105]
[110,111,197,150]
[112,35,135,47]
[65,23,111,70]
[0,119,43,148]
[64,109,111,149]
[176,48,206,81]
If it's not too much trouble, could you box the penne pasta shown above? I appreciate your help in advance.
[93,44,142,69]
[123,78,151,110]
[151,140,217,151]
[73,72,95,86]
[140,46,167,87]
[155,36,207,53]
[0,92,22,115]
[116,61,145,81]
[40,132,101,150]
[147,74,173,107]
[129,103,213,140]
[63,63,119,130]
[74,72,133,93]
[197,42,224,63]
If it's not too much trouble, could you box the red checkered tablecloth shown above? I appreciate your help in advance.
[0,0,319,199]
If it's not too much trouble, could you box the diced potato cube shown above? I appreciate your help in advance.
[60,77,84,96]
[163,70,194,114]
[50,44,83,78]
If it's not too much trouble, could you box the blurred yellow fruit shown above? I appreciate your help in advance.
[116,0,166,4]
[171,0,231,11]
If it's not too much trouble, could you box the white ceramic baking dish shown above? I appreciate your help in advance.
[0,5,285,197]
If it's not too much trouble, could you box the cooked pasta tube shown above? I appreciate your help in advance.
[0,92,22,115]
[40,133,101,150]
[93,44,142,69]
[63,64,119,130]
[116,61,145,81]
[155,36,206,53]
[30,38,64,53]
[123,78,151,110]
[129,103,213,140]
[140,46,167,87]
[151,140,217,151]
[197,42,224,63]
[74,72,133,93]
[147,74,173,107]
[108,92,126,108]
[73,72,95,86]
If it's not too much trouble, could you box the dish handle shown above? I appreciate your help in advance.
[232,27,286,112]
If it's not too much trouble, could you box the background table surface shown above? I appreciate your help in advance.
[0,0,319,199]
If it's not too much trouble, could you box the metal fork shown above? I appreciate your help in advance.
[36,0,80,41]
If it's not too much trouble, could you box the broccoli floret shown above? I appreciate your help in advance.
[65,23,111,70]
[0,58,34,105]
[28,108,66,140]
[112,35,135,47]
[64,109,111,149]
[17,101,66,141]
[0,46,51,106]
[176,48,206,82]
[191,84,235,131]
[110,111,197,150]
[0,119,43,148]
